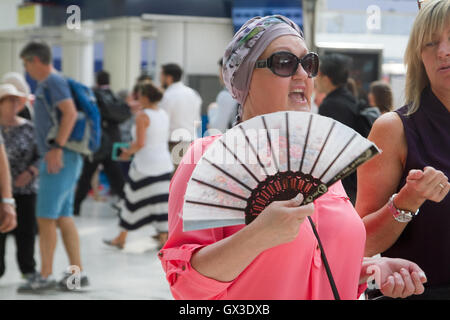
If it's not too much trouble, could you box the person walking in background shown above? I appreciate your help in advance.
[116,76,150,179]
[158,63,202,172]
[368,80,394,114]
[18,41,88,292]
[357,0,450,299]
[73,71,129,216]
[207,58,238,133]
[0,83,39,282]
[315,53,359,204]
[104,82,173,250]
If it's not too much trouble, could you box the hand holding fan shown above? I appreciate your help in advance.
[182,111,380,299]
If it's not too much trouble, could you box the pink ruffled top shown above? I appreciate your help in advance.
[159,136,367,300]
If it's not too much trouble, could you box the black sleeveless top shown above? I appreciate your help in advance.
[382,87,450,288]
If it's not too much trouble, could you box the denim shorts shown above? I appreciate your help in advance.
[36,149,83,219]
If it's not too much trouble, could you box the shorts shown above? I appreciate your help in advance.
[36,149,83,220]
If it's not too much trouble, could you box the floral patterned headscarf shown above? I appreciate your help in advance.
[222,15,304,106]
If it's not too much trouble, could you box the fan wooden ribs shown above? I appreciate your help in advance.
[245,171,325,224]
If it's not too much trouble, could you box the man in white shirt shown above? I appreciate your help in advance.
[207,58,238,134]
[159,63,202,170]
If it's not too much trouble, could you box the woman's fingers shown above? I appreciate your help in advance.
[407,169,424,181]
[392,272,405,298]
[433,180,450,201]
[381,272,405,298]
[286,193,304,207]
[411,272,425,295]
[381,276,395,296]
[399,268,416,298]
[406,167,449,202]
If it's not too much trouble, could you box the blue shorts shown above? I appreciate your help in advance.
[36,149,83,220]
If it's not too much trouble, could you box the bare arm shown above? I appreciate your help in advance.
[55,98,78,146]
[0,144,12,199]
[356,112,449,256]
[119,111,149,160]
[356,113,409,256]
[0,144,16,233]
[45,98,78,174]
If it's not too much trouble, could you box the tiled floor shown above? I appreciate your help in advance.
[0,197,173,300]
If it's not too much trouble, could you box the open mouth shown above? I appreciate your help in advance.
[438,65,450,72]
[288,88,306,103]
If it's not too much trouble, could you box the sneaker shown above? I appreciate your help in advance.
[21,271,40,282]
[58,270,89,291]
[17,274,57,293]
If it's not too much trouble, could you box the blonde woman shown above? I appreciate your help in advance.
[357,0,450,299]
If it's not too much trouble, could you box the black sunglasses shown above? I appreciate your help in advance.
[255,51,319,78]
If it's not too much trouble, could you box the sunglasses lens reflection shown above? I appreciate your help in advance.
[303,54,318,78]
[271,52,318,78]
[272,52,298,76]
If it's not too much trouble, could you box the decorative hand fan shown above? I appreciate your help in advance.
[182,111,380,300]
[183,111,379,231]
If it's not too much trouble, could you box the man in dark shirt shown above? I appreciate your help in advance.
[74,71,129,216]
[316,53,359,204]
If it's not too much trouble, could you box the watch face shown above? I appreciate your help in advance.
[395,213,412,223]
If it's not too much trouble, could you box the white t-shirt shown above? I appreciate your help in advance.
[132,108,174,176]
[159,82,202,142]
[207,88,238,134]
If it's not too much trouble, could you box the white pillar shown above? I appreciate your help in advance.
[154,20,185,84]
[103,17,142,93]
[61,21,95,86]
[0,30,28,76]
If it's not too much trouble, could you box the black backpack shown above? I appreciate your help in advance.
[94,88,131,124]
[355,100,381,138]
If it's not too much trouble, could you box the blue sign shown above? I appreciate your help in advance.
[232,0,303,33]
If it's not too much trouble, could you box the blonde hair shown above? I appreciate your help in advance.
[404,0,450,115]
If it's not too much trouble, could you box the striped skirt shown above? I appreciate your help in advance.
[119,164,171,232]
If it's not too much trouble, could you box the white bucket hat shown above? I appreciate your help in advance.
[0,83,26,101]
[1,72,30,95]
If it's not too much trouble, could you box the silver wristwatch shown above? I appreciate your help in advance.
[388,193,419,223]
[1,198,16,208]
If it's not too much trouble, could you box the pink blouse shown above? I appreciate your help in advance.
[159,136,367,300]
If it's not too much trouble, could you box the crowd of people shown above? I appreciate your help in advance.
[0,0,448,300]
[0,39,203,292]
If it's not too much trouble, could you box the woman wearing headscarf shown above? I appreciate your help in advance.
[357,0,450,299]
[159,15,427,300]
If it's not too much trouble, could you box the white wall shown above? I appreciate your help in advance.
[150,14,233,85]
[185,21,233,75]
[102,17,143,92]
[0,0,23,31]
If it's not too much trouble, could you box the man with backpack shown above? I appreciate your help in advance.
[315,53,379,205]
[18,41,89,292]
[74,71,130,216]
